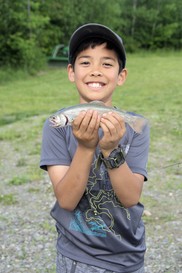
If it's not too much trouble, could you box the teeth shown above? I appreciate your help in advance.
[88,83,102,88]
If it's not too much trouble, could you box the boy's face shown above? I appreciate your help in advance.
[67,43,127,106]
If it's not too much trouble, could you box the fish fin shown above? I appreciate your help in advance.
[89,100,105,106]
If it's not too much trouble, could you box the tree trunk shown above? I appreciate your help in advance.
[131,0,138,37]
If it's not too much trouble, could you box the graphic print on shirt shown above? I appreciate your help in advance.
[69,151,131,240]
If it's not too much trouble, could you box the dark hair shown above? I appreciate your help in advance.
[70,37,124,73]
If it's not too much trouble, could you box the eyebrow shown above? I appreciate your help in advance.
[77,55,116,62]
[77,55,91,59]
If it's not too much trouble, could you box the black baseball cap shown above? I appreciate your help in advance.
[68,23,126,68]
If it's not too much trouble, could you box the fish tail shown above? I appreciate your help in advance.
[128,116,148,133]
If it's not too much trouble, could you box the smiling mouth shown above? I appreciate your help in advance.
[87,82,105,89]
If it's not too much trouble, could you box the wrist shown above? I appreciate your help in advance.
[99,145,125,169]
[77,144,96,154]
[101,147,118,158]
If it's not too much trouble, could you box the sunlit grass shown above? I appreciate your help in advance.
[0,67,78,126]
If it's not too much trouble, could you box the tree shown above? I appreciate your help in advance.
[0,0,49,71]
[117,0,182,51]
[0,0,181,71]
[40,0,122,54]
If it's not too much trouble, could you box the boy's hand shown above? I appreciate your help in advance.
[72,110,100,149]
[99,112,126,157]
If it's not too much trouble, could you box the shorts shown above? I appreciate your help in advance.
[56,252,145,273]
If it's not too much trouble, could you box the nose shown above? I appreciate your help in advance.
[90,70,102,77]
[90,64,102,77]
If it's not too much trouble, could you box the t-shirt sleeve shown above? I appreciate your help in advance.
[125,124,150,181]
[40,119,72,171]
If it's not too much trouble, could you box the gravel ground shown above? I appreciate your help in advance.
[0,117,182,273]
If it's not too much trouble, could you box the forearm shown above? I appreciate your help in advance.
[54,145,95,211]
[108,162,144,208]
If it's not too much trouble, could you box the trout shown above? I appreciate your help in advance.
[49,101,148,134]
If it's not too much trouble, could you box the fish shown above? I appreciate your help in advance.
[49,101,148,134]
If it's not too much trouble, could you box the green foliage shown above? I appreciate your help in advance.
[40,0,122,55]
[0,0,48,72]
[117,0,182,50]
[10,34,46,73]
[0,0,181,72]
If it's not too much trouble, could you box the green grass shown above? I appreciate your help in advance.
[0,67,77,126]
[40,221,56,232]
[8,176,31,186]
[0,194,17,205]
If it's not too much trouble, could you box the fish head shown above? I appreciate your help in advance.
[49,114,68,127]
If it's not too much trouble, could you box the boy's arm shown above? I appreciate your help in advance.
[100,112,147,208]
[48,146,95,211]
[48,110,100,211]
[106,163,144,208]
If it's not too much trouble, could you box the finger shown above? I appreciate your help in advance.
[101,113,118,135]
[86,110,100,134]
[100,120,112,137]
[99,121,120,152]
[110,112,126,136]
[80,110,95,130]
[75,110,99,134]
[110,112,125,127]
[102,112,124,125]
[72,111,87,130]
[101,112,125,135]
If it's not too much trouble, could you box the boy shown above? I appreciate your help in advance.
[40,23,150,273]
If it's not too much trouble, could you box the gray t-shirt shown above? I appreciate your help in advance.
[40,115,150,273]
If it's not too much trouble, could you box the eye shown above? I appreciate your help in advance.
[80,61,90,66]
[103,62,113,68]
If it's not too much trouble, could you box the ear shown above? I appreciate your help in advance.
[67,64,75,82]
[117,68,128,86]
